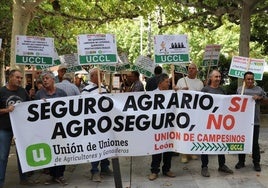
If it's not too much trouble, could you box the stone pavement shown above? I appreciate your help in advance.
[4,128,268,188]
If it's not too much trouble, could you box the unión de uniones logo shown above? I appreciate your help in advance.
[26,143,52,167]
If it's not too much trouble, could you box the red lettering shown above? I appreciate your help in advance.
[229,97,248,112]
[229,97,241,112]
[207,114,235,130]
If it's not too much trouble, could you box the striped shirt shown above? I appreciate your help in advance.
[81,81,107,94]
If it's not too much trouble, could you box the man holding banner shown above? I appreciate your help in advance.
[149,73,176,181]
[235,71,266,172]
[176,63,203,163]
[200,69,233,177]
[0,69,34,187]
[81,68,112,182]
[35,71,68,185]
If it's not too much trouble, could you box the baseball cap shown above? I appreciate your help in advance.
[58,64,67,70]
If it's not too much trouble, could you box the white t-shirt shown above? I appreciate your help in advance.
[176,76,203,91]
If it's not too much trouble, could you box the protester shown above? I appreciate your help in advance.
[169,71,182,89]
[149,73,176,180]
[35,78,43,91]
[25,70,42,94]
[176,63,203,163]
[74,73,86,92]
[145,66,162,91]
[35,71,68,185]
[127,71,144,92]
[0,69,34,187]
[81,68,112,182]
[200,69,233,177]
[235,71,266,172]
[120,74,132,92]
[55,64,67,83]
[25,76,35,94]
[56,73,80,95]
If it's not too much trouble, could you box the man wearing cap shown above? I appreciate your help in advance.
[55,64,67,83]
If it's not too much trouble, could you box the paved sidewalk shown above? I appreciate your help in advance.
[4,128,268,188]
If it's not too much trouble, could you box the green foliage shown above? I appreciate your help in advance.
[0,0,12,66]
[257,73,268,92]
[251,14,268,55]
[3,0,268,73]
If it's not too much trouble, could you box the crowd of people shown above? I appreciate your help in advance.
[0,63,266,187]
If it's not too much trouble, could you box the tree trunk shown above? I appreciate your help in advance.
[0,39,6,86]
[10,0,44,85]
[239,3,251,57]
[237,0,258,86]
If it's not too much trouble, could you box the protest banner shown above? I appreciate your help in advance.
[36,48,61,70]
[228,56,265,80]
[53,48,61,66]
[202,44,221,67]
[133,55,155,77]
[59,53,83,73]
[100,52,130,73]
[77,34,118,65]
[113,76,120,89]
[154,35,189,64]
[116,54,131,72]
[10,90,254,172]
[15,35,54,65]
[174,65,188,75]
[59,53,78,66]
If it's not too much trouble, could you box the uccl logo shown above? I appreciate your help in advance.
[26,143,52,167]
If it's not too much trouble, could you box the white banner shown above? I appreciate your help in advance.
[59,53,83,73]
[134,55,155,77]
[15,35,54,65]
[10,90,254,172]
[77,34,118,65]
[228,56,265,80]
[36,48,61,70]
[202,44,221,67]
[100,52,130,72]
[154,35,189,64]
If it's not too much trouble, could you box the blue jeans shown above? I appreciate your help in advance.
[0,130,28,188]
[91,159,110,174]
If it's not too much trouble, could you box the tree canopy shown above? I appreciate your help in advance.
[26,0,268,58]
[0,0,267,85]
